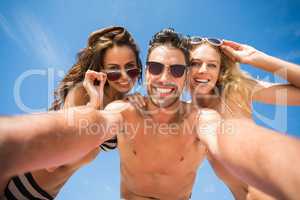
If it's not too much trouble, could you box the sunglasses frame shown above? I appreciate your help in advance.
[189,36,223,47]
[101,67,141,81]
[146,61,187,78]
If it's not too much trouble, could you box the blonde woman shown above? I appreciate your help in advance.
[188,37,300,199]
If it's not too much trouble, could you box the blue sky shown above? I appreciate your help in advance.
[1,0,300,199]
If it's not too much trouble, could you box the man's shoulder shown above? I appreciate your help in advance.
[104,100,135,113]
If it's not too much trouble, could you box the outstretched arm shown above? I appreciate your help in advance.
[0,106,122,180]
[197,109,300,200]
[221,40,300,105]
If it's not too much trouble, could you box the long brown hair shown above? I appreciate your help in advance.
[50,26,142,110]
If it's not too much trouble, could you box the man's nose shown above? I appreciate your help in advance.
[159,67,171,81]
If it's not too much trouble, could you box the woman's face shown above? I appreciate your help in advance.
[189,44,221,97]
[103,45,139,93]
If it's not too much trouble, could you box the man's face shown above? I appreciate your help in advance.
[146,45,187,108]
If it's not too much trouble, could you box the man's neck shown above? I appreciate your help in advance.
[146,98,183,124]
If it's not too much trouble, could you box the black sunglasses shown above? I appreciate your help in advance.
[146,61,186,78]
[190,36,223,46]
[102,67,140,81]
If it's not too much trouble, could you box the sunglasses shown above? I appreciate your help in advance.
[102,67,140,81]
[189,36,223,46]
[146,61,186,78]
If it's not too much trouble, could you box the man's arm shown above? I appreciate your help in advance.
[197,109,300,200]
[0,106,122,179]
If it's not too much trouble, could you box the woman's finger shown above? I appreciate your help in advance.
[134,95,143,108]
[129,95,142,109]
[221,46,239,62]
[84,70,102,108]
[129,96,139,108]
[223,40,242,50]
[136,94,146,107]
[83,72,96,94]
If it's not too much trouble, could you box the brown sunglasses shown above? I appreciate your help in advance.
[102,67,140,81]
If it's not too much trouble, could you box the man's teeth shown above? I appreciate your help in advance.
[155,87,173,94]
[195,79,209,83]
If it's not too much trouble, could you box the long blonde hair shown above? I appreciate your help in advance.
[189,41,256,113]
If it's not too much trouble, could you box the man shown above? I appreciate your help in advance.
[105,28,207,199]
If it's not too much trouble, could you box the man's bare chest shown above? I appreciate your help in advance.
[117,117,206,174]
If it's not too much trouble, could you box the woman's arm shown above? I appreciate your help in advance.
[221,40,300,105]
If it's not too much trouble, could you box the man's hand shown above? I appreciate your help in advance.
[196,109,222,155]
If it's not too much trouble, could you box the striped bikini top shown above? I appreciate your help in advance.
[2,137,118,200]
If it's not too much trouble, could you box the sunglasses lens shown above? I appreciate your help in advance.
[170,65,186,77]
[106,72,121,81]
[127,68,140,79]
[207,38,222,46]
[190,36,202,44]
[147,62,164,75]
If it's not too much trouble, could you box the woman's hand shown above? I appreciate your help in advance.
[83,70,107,109]
[221,40,263,65]
[124,92,146,110]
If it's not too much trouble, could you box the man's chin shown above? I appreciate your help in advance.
[150,95,179,109]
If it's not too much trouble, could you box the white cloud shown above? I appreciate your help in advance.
[0,13,25,51]
[0,10,70,67]
[14,12,62,66]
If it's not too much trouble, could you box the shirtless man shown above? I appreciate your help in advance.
[103,28,207,200]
